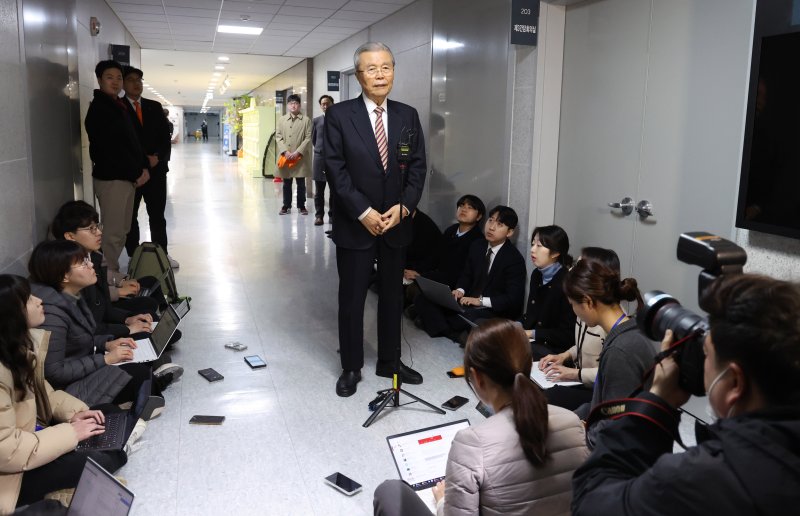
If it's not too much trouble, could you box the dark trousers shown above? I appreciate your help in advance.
[114,363,158,404]
[282,178,306,209]
[125,170,168,255]
[314,180,333,219]
[545,384,594,411]
[337,239,404,371]
[373,479,433,516]
[414,292,497,337]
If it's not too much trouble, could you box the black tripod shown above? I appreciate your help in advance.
[363,130,445,428]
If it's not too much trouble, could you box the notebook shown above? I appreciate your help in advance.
[530,361,583,389]
[118,305,180,364]
[386,419,470,512]
[67,457,134,515]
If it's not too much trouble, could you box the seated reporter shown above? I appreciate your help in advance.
[28,241,156,406]
[0,275,125,512]
[374,319,589,516]
[572,273,800,515]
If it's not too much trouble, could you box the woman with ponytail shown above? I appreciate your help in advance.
[0,275,125,512]
[561,259,658,419]
[374,319,588,516]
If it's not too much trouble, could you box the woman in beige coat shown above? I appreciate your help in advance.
[0,275,126,513]
[374,319,589,516]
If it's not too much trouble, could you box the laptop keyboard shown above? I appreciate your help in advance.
[76,412,126,451]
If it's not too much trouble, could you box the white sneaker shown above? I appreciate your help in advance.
[168,255,180,269]
[124,418,147,455]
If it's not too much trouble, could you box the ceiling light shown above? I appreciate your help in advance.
[217,56,229,62]
[213,72,221,76]
[214,65,225,70]
[217,25,263,35]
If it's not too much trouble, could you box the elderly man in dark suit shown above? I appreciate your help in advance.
[121,66,178,268]
[325,42,427,397]
[312,95,334,226]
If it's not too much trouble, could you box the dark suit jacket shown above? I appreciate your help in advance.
[124,96,171,174]
[83,251,133,338]
[324,95,426,250]
[311,114,325,181]
[424,223,484,289]
[520,266,577,352]
[457,239,526,319]
[84,89,146,182]
[405,210,442,274]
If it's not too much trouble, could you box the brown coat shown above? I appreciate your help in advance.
[0,329,87,514]
[275,113,313,179]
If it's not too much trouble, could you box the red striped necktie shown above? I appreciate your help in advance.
[374,106,388,172]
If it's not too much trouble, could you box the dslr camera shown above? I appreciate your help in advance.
[637,232,747,396]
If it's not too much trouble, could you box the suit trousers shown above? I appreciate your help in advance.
[336,238,405,372]
[282,178,306,209]
[126,170,168,256]
[94,179,135,273]
[314,180,333,219]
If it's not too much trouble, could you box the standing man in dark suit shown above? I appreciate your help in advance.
[325,42,427,397]
[121,66,179,269]
[312,95,334,226]
[85,60,149,274]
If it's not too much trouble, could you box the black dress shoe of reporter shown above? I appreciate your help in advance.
[336,370,361,397]
[375,361,423,385]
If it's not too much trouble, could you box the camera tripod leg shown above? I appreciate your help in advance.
[363,389,399,428]
[398,388,446,415]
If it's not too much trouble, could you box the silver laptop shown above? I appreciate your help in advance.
[67,457,134,515]
[122,305,179,364]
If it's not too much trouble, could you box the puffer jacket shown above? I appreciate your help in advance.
[441,405,589,516]
[30,283,130,406]
[0,329,88,514]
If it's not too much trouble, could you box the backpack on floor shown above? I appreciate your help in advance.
[127,242,180,303]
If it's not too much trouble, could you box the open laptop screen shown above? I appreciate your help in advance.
[68,457,134,515]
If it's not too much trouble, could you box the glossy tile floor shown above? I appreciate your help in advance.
[118,140,473,515]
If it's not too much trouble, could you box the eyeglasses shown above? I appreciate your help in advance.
[72,256,93,270]
[77,223,103,234]
[357,65,394,77]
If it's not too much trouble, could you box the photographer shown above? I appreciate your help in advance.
[572,274,800,515]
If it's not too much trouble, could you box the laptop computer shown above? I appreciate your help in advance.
[67,457,134,515]
[135,268,169,298]
[172,297,191,319]
[76,377,151,452]
[414,276,480,328]
[386,419,471,511]
[118,305,179,364]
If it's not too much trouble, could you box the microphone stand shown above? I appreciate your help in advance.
[363,129,445,428]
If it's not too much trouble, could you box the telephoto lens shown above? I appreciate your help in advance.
[637,291,709,396]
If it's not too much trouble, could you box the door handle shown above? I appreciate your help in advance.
[608,197,634,216]
[636,200,654,219]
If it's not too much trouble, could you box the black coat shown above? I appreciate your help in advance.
[84,89,146,182]
[457,239,526,320]
[405,210,442,274]
[520,266,576,353]
[324,95,426,250]
[124,96,171,174]
[82,252,132,338]
[424,223,484,289]
[573,392,800,516]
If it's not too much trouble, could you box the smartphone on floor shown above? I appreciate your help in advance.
[442,395,469,411]
[244,355,267,369]
[324,472,362,496]
[189,415,225,425]
[198,368,224,382]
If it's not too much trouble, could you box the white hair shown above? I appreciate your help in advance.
[353,42,395,70]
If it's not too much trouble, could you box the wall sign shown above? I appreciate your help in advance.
[511,0,540,46]
[327,71,341,91]
[275,90,285,104]
[109,44,130,65]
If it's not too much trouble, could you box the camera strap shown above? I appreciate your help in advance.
[586,395,683,444]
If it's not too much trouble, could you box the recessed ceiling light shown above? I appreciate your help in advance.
[214,65,225,70]
[213,72,221,76]
[217,56,229,62]
[217,25,263,35]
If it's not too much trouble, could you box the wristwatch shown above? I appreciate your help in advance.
[478,296,483,306]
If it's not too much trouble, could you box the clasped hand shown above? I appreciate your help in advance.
[361,205,407,236]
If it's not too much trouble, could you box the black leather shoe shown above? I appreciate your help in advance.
[336,370,361,397]
[375,361,423,385]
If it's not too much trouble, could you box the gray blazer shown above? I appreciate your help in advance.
[31,283,130,406]
[441,405,589,516]
[311,114,325,181]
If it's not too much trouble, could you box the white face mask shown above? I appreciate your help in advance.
[706,366,731,420]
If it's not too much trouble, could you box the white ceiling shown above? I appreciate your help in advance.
[107,0,416,109]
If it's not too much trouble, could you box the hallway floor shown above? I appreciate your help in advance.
[119,140,472,515]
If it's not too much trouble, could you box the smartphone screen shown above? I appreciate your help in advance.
[189,415,225,425]
[442,395,469,411]
[244,355,267,369]
[324,472,362,495]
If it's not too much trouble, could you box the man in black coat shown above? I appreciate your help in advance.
[121,66,178,268]
[325,42,427,397]
[415,206,526,343]
[84,60,149,273]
